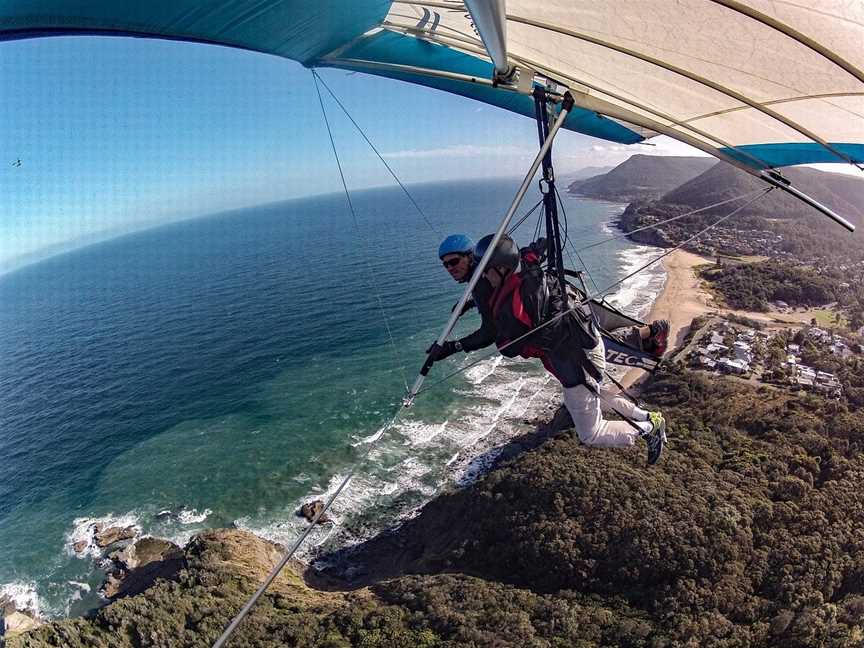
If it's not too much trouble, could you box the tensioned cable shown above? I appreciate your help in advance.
[312,69,442,238]
[507,198,544,236]
[595,188,770,301]
[312,71,409,394]
[212,403,406,648]
[574,188,767,254]
[214,184,771,647]
[555,186,602,297]
[213,121,770,645]
[532,205,544,244]
[415,187,773,396]
[212,71,419,648]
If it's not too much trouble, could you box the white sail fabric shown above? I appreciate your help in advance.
[378,1,864,169]
[1,0,862,169]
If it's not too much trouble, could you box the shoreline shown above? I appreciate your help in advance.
[622,248,714,389]
[2,239,705,628]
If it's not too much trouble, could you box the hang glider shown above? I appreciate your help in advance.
[1,1,861,225]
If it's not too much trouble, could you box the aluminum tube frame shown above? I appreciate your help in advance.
[464,0,511,79]
[404,93,574,406]
[760,172,855,232]
[323,57,500,89]
[562,87,855,233]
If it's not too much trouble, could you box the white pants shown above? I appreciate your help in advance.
[562,333,651,447]
[563,383,649,447]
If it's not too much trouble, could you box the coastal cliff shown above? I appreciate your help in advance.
[10,366,864,648]
[567,155,715,202]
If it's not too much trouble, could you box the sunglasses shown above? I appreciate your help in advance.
[442,257,464,269]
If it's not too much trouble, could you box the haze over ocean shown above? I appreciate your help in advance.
[0,178,664,617]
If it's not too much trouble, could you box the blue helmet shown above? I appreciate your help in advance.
[438,234,475,259]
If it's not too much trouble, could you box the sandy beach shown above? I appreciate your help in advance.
[622,249,714,388]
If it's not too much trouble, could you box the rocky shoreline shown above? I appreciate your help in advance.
[2,388,571,644]
[2,401,580,647]
[8,363,864,647]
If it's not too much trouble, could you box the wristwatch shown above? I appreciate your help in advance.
[453,340,463,352]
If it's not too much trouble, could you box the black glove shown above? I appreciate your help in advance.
[426,340,461,361]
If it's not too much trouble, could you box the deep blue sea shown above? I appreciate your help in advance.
[0,179,664,618]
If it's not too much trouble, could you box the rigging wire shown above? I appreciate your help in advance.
[507,198,544,236]
[312,71,410,395]
[532,202,544,245]
[312,69,442,238]
[555,186,602,297]
[415,187,773,396]
[573,188,768,254]
[213,175,771,646]
[212,70,419,648]
[212,404,407,648]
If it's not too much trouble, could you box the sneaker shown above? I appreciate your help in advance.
[643,411,667,465]
[647,319,670,358]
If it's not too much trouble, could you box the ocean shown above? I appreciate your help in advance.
[0,178,665,619]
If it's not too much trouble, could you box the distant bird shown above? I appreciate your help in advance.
[12,159,21,167]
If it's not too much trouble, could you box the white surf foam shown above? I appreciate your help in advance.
[463,355,503,385]
[237,330,562,563]
[0,581,41,617]
[396,419,448,446]
[351,425,386,447]
[606,245,667,319]
[66,581,91,594]
[177,508,212,525]
[65,513,142,559]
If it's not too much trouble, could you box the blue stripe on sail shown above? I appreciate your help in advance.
[720,143,864,169]
[321,31,644,145]
[0,1,391,64]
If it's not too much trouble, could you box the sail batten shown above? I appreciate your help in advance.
[0,0,862,168]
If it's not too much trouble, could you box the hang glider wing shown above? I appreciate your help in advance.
[1,1,862,170]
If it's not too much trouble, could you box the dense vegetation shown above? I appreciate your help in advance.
[13,366,864,647]
[618,163,864,269]
[568,155,715,202]
[701,261,840,311]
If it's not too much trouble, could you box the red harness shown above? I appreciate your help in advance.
[491,270,549,366]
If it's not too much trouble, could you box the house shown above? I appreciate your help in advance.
[718,358,748,374]
[698,356,717,369]
[816,370,837,385]
[788,343,800,354]
[705,343,728,356]
[710,332,725,345]
[796,376,814,388]
[733,341,752,363]
[811,327,830,342]
[830,342,851,358]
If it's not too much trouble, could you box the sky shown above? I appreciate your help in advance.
[0,35,711,272]
[0,34,857,273]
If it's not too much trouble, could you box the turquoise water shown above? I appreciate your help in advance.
[0,179,663,617]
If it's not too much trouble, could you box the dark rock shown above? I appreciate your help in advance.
[299,500,331,524]
[101,571,126,599]
[0,596,41,639]
[94,525,138,548]
[102,537,184,600]
[0,594,15,615]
